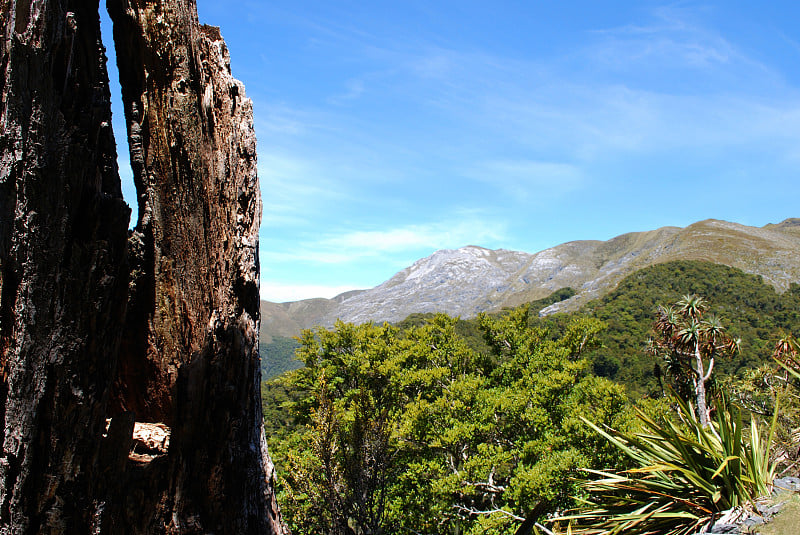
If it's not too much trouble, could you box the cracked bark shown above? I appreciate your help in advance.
[0,1,130,532]
[0,0,286,533]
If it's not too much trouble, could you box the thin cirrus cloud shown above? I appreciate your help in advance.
[324,220,508,253]
[259,217,509,301]
[279,13,793,158]
[257,155,343,228]
[265,218,508,265]
[586,8,740,70]
[221,2,800,299]
[375,7,800,160]
[478,87,800,164]
[462,160,584,200]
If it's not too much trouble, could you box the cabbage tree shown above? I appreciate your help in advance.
[648,294,739,427]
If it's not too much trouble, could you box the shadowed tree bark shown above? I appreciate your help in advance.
[0,0,286,532]
[0,1,130,531]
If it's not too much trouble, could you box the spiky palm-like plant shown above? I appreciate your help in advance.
[557,395,778,535]
[774,333,800,373]
[650,295,739,427]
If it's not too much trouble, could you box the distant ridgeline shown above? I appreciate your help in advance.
[260,260,800,393]
[257,285,577,381]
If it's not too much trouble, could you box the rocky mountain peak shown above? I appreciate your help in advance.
[261,218,800,340]
[324,245,532,325]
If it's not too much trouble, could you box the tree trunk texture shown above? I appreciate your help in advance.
[0,0,286,533]
[0,1,131,532]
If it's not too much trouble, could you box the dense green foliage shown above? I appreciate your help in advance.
[259,335,302,380]
[264,308,635,534]
[260,261,800,533]
[545,261,800,395]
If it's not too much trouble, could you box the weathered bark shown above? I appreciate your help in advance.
[0,1,130,532]
[1,0,286,533]
[105,0,285,532]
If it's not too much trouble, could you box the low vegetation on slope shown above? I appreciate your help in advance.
[565,261,800,395]
[260,336,302,379]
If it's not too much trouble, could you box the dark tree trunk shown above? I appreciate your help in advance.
[0,0,286,533]
[0,0,131,532]
[104,1,285,529]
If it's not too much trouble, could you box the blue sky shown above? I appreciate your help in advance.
[101,1,800,302]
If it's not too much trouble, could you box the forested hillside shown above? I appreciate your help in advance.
[260,336,302,379]
[571,261,800,395]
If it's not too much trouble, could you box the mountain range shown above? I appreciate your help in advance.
[260,218,800,342]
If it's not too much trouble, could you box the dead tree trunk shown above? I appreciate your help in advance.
[105,0,284,531]
[0,0,286,533]
[0,1,131,532]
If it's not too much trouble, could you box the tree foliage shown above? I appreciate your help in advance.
[265,309,634,534]
[561,261,800,395]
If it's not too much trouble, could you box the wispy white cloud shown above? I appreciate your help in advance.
[251,101,336,138]
[476,86,800,164]
[264,217,508,266]
[463,159,584,200]
[331,6,800,163]
[328,228,441,252]
[243,2,800,294]
[257,152,355,227]
[326,220,506,252]
[264,249,357,265]
[587,6,741,70]
[778,31,800,58]
[328,78,367,105]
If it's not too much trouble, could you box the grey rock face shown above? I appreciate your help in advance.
[326,246,532,324]
[264,219,800,339]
